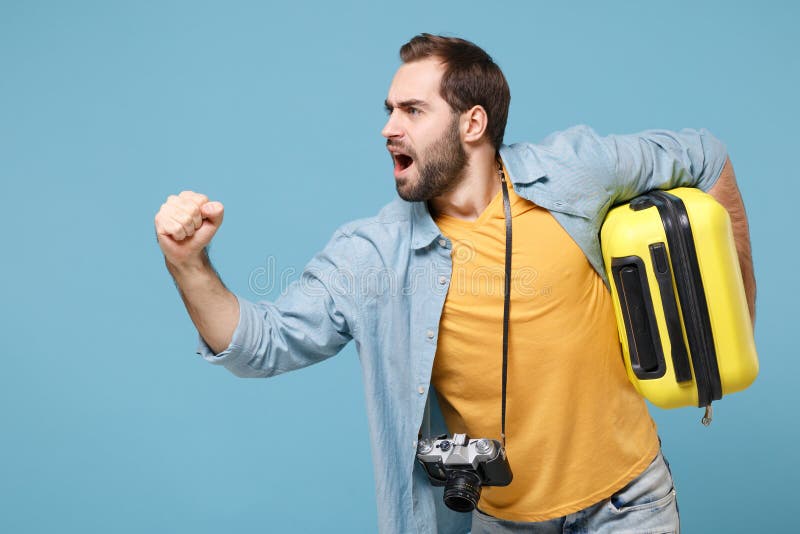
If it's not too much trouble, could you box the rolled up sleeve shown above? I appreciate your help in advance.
[604,128,728,204]
[196,231,359,378]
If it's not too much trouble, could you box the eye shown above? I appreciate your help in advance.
[407,107,420,116]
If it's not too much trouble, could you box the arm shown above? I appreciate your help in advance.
[167,250,240,355]
[604,128,729,204]
[707,157,756,326]
[155,191,356,377]
[197,232,356,378]
[597,129,755,325]
[155,191,238,354]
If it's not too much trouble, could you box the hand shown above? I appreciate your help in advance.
[154,190,224,267]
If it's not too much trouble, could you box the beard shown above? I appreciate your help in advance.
[393,115,468,202]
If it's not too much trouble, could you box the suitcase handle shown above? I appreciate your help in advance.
[611,256,666,379]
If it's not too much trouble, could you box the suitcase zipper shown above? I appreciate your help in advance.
[638,191,722,411]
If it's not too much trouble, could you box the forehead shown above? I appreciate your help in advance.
[386,58,447,106]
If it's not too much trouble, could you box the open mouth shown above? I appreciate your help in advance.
[395,153,414,172]
[389,146,415,176]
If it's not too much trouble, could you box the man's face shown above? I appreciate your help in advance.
[382,59,468,202]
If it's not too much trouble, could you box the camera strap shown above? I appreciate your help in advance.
[499,162,511,449]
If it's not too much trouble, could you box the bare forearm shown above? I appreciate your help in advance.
[167,250,240,354]
[707,157,756,326]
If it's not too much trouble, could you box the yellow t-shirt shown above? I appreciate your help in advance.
[431,179,660,522]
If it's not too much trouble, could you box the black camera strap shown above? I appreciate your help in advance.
[499,163,511,449]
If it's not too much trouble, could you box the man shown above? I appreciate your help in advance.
[154,34,755,533]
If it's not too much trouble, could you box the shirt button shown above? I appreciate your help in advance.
[439,276,447,285]
[426,329,435,339]
[418,386,426,395]
[438,238,447,247]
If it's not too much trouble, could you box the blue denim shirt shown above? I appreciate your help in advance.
[197,125,727,533]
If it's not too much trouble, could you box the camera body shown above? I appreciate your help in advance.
[416,433,513,512]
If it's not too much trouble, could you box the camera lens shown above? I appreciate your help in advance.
[443,470,482,513]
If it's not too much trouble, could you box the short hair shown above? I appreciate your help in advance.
[399,33,510,150]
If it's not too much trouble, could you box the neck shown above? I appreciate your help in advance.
[428,146,500,220]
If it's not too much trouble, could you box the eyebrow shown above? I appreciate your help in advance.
[384,99,428,112]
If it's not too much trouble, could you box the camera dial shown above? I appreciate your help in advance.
[475,439,494,455]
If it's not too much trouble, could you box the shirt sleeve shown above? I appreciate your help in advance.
[601,128,728,205]
[196,230,358,378]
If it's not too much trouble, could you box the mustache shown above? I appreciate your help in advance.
[386,140,416,156]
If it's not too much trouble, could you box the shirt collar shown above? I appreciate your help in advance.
[498,143,547,185]
[500,143,594,218]
[410,201,442,250]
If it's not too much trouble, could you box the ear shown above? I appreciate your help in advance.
[462,105,489,144]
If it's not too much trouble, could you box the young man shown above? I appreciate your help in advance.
[155,34,754,533]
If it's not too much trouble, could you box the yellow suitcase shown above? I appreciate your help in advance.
[600,188,758,417]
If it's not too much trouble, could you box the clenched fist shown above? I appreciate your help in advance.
[155,190,224,267]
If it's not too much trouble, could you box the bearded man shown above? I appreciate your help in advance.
[154,34,754,534]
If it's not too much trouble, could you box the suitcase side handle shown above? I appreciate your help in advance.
[611,256,667,379]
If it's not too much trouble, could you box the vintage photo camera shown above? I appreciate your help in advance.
[416,433,513,512]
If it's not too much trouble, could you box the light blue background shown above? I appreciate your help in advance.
[1,1,797,532]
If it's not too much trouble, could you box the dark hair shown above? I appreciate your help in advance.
[399,33,510,150]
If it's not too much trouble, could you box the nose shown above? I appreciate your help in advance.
[381,111,402,140]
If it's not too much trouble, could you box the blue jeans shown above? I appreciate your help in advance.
[470,451,679,534]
